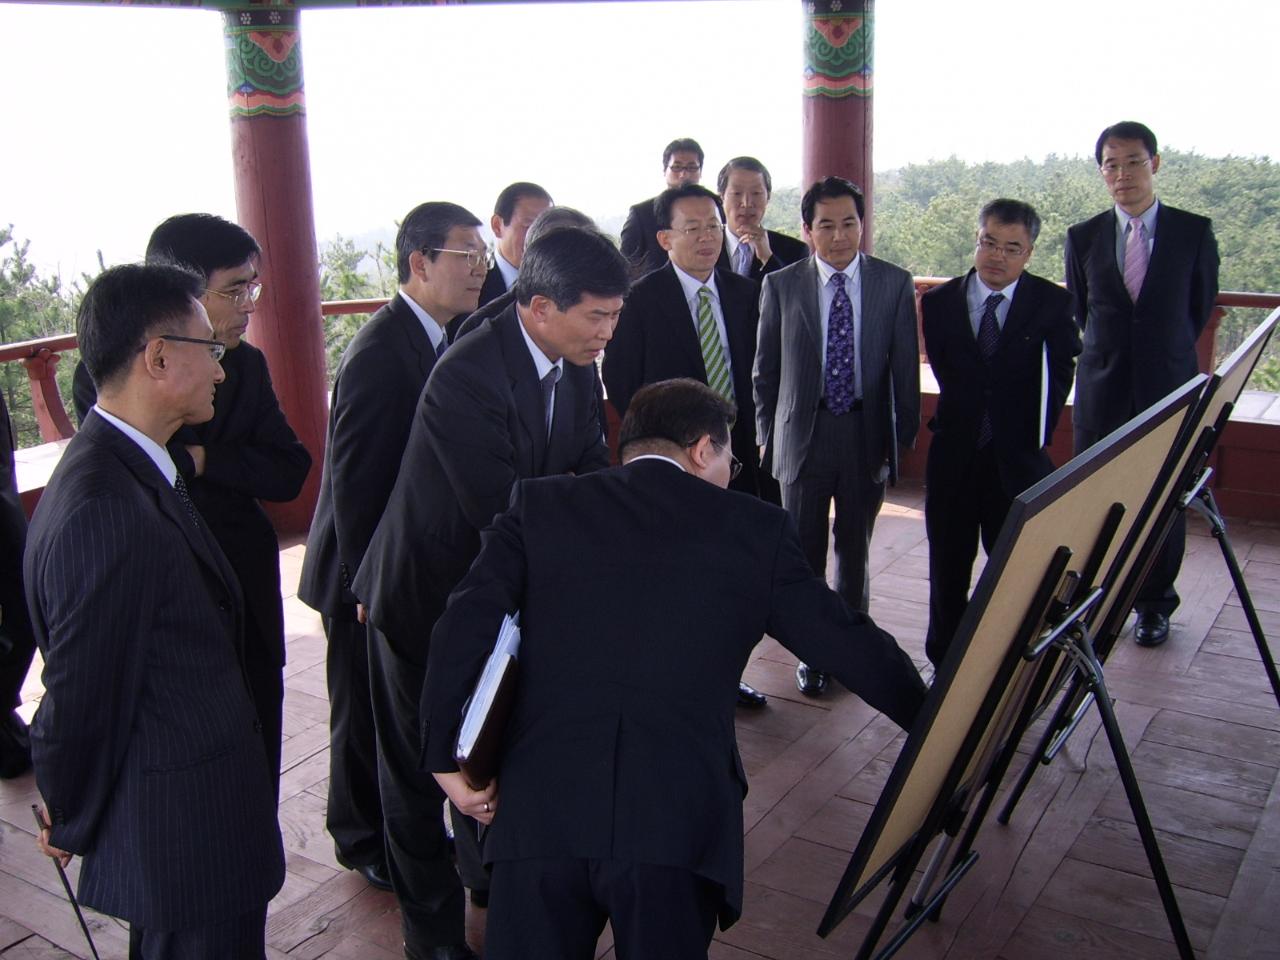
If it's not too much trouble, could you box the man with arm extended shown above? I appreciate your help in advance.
[422,378,926,960]
[1066,121,1219,647]
[922,199,1080,667]
[754,176,921,696]
[298,202,487,895]
[29,263,284,956]
[353,227,626,959]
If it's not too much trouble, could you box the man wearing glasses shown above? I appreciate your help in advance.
[73,214,311,811]
[620,137,707,278]
[754,177,921,698]
[299,202,489,925]
[921,200,1080,667]
[604,183,772,707]
[30,262,285,957]
[1066,121,1220,648]
[354,226,622,960]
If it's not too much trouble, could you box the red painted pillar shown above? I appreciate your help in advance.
[224,5,326,536]
[802,0,875,250]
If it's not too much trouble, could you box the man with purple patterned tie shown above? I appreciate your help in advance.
[754,177,920,697]
[922,200,1080,668]
[1066,121,1219,648]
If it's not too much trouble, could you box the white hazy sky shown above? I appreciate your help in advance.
[1,0,1277,279]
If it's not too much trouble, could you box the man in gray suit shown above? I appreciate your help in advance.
[754,176,920,696]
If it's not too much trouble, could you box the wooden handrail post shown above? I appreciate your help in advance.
[20,347,75,442]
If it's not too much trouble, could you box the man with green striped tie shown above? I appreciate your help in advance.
[602,183,771,708]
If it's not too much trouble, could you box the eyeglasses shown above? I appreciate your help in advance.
[976,237,1028,259]
[158,334,227,362]
[667,162,702,174]
[688,439,742,480]
[670,222,724,239]
[429,246,492,270]
[1100,157,1152,178]
[206,281,262,306]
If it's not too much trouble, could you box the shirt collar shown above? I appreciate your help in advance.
[626,454,686,472]
[969,270,1020,304]
[398,289,447,353]
[515,307,564,382]
[494,250,520,290]
[672,263,719,303]
[93,404,178,486]
[815,253,861,287]
[1115,198,1160,235]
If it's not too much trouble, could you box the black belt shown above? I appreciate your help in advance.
[818,398,863,412]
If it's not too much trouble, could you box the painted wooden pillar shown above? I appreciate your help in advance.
[224,4,326,535]
[802,0,875,249]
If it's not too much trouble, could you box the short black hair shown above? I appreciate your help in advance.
[145,214,259,280]
[662,138,704,168]
[717,156,772,196]
[653,184,722,231]
[396,201,483,284]
[618,378,734,459]
[514,227,630,311]
[493,182,553,225]
[78,262,205,391]
[1095,121,1158,165]
[801,176,865,227]
[525,206,595,248]
[979,198,1042,244]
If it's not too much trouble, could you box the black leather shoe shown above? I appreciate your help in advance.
[405,944,479,960]
[1134,611,1170,647]
[737,681,768,708]
[469,887,489,908]
[795,663,828,696]
[356,860,393,891]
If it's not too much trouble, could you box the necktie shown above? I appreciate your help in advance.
[1124,217,1149,303]
[174,473,201,528]
[540,367,560,446]
[823,273,857,415]
[435,336,448,360]
[976,292,1003,447]
[734,240,752,277]
[697,286,735,401]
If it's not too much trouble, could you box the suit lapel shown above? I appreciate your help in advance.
[497,307,546,476]
[715,269,757,400]
[656,265,709,378]
[798,258,824,365]
[998,274,1036,354]
[391,292,441,380]
[1091,210,1132,306]
[859,254,884,390]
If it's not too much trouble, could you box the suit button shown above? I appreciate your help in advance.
[219,599,231,612]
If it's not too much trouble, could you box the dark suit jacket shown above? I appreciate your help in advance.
[0,388,33,702]
[421,459,926,927]
[715,229,810,283]
[75,343,310,666]
[1065,202,1219,435]
[754,254,921,486]
[922,270,1080,496]
[602,263,764,495]
[25,412,284,929]
[619,196,668,279]
[446,265,509,343]
[299,293,441,619]
[353,305,610,655]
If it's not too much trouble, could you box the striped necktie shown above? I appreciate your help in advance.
[697,286,735,401]
[1124,217,1149,303]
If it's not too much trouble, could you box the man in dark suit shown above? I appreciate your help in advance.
[446,183,552,341]
[0,385,35,779]
[1066,121,1219,647]
[29,263,284,956]
[754,176,921,696]
[603,183,771,707]
[299,201,487,900]
[715,156,810,282]
[72,214,312,807]
[922,199,1081,667]
[353,228,626,960]
[620,136,705,278]
[421,378,926,959]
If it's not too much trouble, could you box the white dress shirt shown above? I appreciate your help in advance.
[93,404,178,486]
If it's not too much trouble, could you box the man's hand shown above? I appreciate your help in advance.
[738,226,773,268]
[185,445,207,477]
[433,770,499,826]
[33,805,72,869]
[356,603,367,624]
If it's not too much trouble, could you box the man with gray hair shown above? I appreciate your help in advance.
[920,198,1080,666]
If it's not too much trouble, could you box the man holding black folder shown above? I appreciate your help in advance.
[422,378,927,960]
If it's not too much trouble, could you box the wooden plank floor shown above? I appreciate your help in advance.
[2,484,1277,959]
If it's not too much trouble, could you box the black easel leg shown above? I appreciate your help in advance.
[1083,650,1197,960]
[998,675,1083,825]
[1194,490,1280,710]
